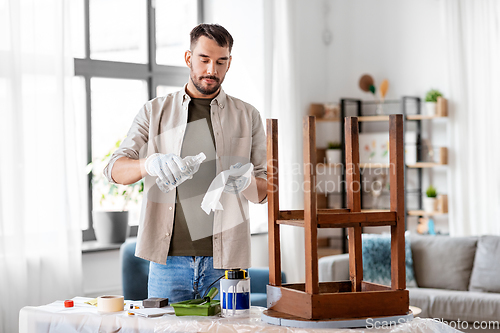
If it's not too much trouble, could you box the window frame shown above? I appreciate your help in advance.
[76,0,204,241]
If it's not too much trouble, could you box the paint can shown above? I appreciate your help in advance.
[220,269,250,317]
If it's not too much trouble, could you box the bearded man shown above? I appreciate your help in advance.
[104,24,267,303]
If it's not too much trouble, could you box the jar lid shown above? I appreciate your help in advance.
[225,269,246,279]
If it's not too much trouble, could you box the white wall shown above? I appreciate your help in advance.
[326,0,447,101]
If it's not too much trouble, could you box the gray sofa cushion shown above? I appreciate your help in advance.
[411,234,477,291]
[469,235,500,293]
[409,287,500,322]
[407,288,432,318]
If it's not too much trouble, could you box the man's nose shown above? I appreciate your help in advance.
[207,62,217,75]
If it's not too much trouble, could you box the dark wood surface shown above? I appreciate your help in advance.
[281,281,353,293]
[279,209,351,221]
[267,284,312,319]
[303,116,319,294]
[361,281,392,292]
[267,119,281,286]
[311,289,409,320]
[317,211,396,224]
[267,284,409,320]
[389,115,406,290]
[345,117,363,292]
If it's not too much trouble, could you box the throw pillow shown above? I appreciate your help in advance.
[469,235,500,292]
[362,232,417,288]
[411,234,477,291]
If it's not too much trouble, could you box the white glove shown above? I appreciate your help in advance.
[223,163,252,194]
[145,153,197,193]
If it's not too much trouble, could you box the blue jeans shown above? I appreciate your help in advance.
[148,256,226,303]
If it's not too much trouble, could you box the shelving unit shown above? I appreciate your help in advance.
[314,97,448,252]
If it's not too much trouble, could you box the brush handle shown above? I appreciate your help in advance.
[206,287,218,301]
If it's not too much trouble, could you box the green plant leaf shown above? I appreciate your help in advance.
[426,185,437,198]
[327,141,342,150]
[425,89,443,102]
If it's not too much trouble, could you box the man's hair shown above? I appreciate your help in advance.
[190,24,233,53]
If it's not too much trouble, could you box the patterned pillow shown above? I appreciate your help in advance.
[361,232,417,288]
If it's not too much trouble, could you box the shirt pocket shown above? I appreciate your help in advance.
[229,137,252,166]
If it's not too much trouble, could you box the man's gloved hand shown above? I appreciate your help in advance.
[145,153,196,193]
[223,163,252,194]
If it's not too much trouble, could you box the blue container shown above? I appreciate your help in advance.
[222,291,250,310]
[220,273,250,317]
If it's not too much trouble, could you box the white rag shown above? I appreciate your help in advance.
[201,163,254,215]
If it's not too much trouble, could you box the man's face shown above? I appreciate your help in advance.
[185,36,231,96]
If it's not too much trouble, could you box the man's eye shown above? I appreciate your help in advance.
[201,60,209,63]
[217,62,225,65]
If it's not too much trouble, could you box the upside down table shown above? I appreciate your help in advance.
[19,297,461,333]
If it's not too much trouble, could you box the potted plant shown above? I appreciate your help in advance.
[326,141,342,165]
[424,89,443,116]
[86,139,144,244]
[423,185,437,213]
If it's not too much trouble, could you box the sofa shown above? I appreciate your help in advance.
[318,234,500,331]
[120,239,285,307]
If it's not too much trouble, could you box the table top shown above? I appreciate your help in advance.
[19,297,457,333]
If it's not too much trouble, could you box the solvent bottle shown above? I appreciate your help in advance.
[157,152,206,193]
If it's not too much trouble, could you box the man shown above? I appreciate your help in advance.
[104,24,267,303]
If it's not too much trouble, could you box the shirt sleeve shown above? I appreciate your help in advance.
[250,108,268,204]
[103,104,150,184]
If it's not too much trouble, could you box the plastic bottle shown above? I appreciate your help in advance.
[157,152,206,193]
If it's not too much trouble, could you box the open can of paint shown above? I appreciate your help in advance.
[220,269,250,317]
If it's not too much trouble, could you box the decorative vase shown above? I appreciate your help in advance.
[326,149,342,165]
[423,197,437,213]
[92,211,129,244]
[425,102,437,116]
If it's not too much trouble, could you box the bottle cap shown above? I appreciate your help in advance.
[195,152,207,163]
[64,300,74,308]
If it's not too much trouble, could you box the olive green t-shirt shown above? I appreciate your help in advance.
[168,97,216,256]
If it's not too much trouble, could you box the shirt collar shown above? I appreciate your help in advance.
[181,84,227,108]
[211,87,227,109]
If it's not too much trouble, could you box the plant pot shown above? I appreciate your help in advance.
[326,149,342,165]
[425,102,437,116]
[423,197,437,213]
[92,211,129,244]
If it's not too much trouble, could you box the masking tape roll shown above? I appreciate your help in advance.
[97,295,124,313]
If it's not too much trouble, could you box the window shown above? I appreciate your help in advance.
[74,1,202,241]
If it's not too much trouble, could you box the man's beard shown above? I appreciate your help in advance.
[190,71,222,96]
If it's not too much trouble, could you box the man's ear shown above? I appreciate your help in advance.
[227,55,232,72]
[185,50,192,68]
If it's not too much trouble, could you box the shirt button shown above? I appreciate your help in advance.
[169,206,172,210]
[165,232,170,237]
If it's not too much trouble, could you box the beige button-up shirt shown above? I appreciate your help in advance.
[103,86,267,269]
